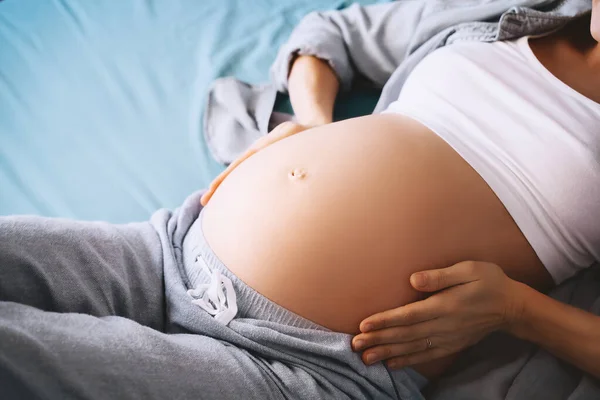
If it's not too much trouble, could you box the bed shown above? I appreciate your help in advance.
[0,0,384,222]
[2,1,599,399]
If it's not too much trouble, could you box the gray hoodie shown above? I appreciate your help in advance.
[204,0,592,166]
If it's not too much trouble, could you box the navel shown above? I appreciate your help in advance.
[288,168,307,181]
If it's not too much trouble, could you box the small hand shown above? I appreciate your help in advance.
[200,122,310,206]
[352,261,526,369]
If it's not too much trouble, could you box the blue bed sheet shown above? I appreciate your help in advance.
[0,0,386,222]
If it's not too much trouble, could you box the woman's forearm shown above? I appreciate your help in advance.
[509,281,600,378]
[288,55,339,127]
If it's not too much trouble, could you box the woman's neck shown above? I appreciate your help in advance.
[562,13,600,69]
[529,13,600,104]
[584,40,600,69]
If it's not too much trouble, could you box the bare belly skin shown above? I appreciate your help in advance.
[202,114,553,335]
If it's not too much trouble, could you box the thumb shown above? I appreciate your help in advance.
[269,121,307,140]
[410,261,480,292]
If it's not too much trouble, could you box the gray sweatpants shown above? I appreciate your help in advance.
[0,190,425,400]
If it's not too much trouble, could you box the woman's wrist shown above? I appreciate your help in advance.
[298,114,333,128]
[501,279,532,337]
[501,278,600,378]
[503,279,564,342]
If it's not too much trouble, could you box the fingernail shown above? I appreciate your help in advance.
[412,273,427,288]
[362,323,373,332]
[366,353,378,364]
[353,340,365,351]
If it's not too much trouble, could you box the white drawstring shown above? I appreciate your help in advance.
[187,256,238,325]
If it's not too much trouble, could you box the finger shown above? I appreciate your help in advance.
[269,121,302,139]
[200,191,211,206]
[386,347,450,369]
[359,297,443,332]
[215,124,294,185]
[201,123,306,206]
[221,147,257,177]
[353,323,434,351]
[200,173,228,206]
[202,148,259,204]
[354,317,450,352]
[410,261,480,292]
[359,339,432,365]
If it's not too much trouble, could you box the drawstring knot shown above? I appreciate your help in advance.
[187,256,238,325]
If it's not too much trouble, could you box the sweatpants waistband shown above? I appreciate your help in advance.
[181,208,328,331]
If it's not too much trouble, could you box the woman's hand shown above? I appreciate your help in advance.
[200,122,310,206]
[352,261,527,369]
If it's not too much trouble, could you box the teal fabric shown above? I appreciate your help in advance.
[0,0,386,222]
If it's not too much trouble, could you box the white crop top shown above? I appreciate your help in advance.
[384,36,600,283]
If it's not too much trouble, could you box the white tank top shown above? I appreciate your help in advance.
[384,36,600,284]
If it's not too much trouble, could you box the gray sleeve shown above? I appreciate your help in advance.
[270,1,427,93]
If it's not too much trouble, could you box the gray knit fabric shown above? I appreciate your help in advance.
[0,190,424,400]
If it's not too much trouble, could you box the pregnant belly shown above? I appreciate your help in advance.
[202,114,551,334]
